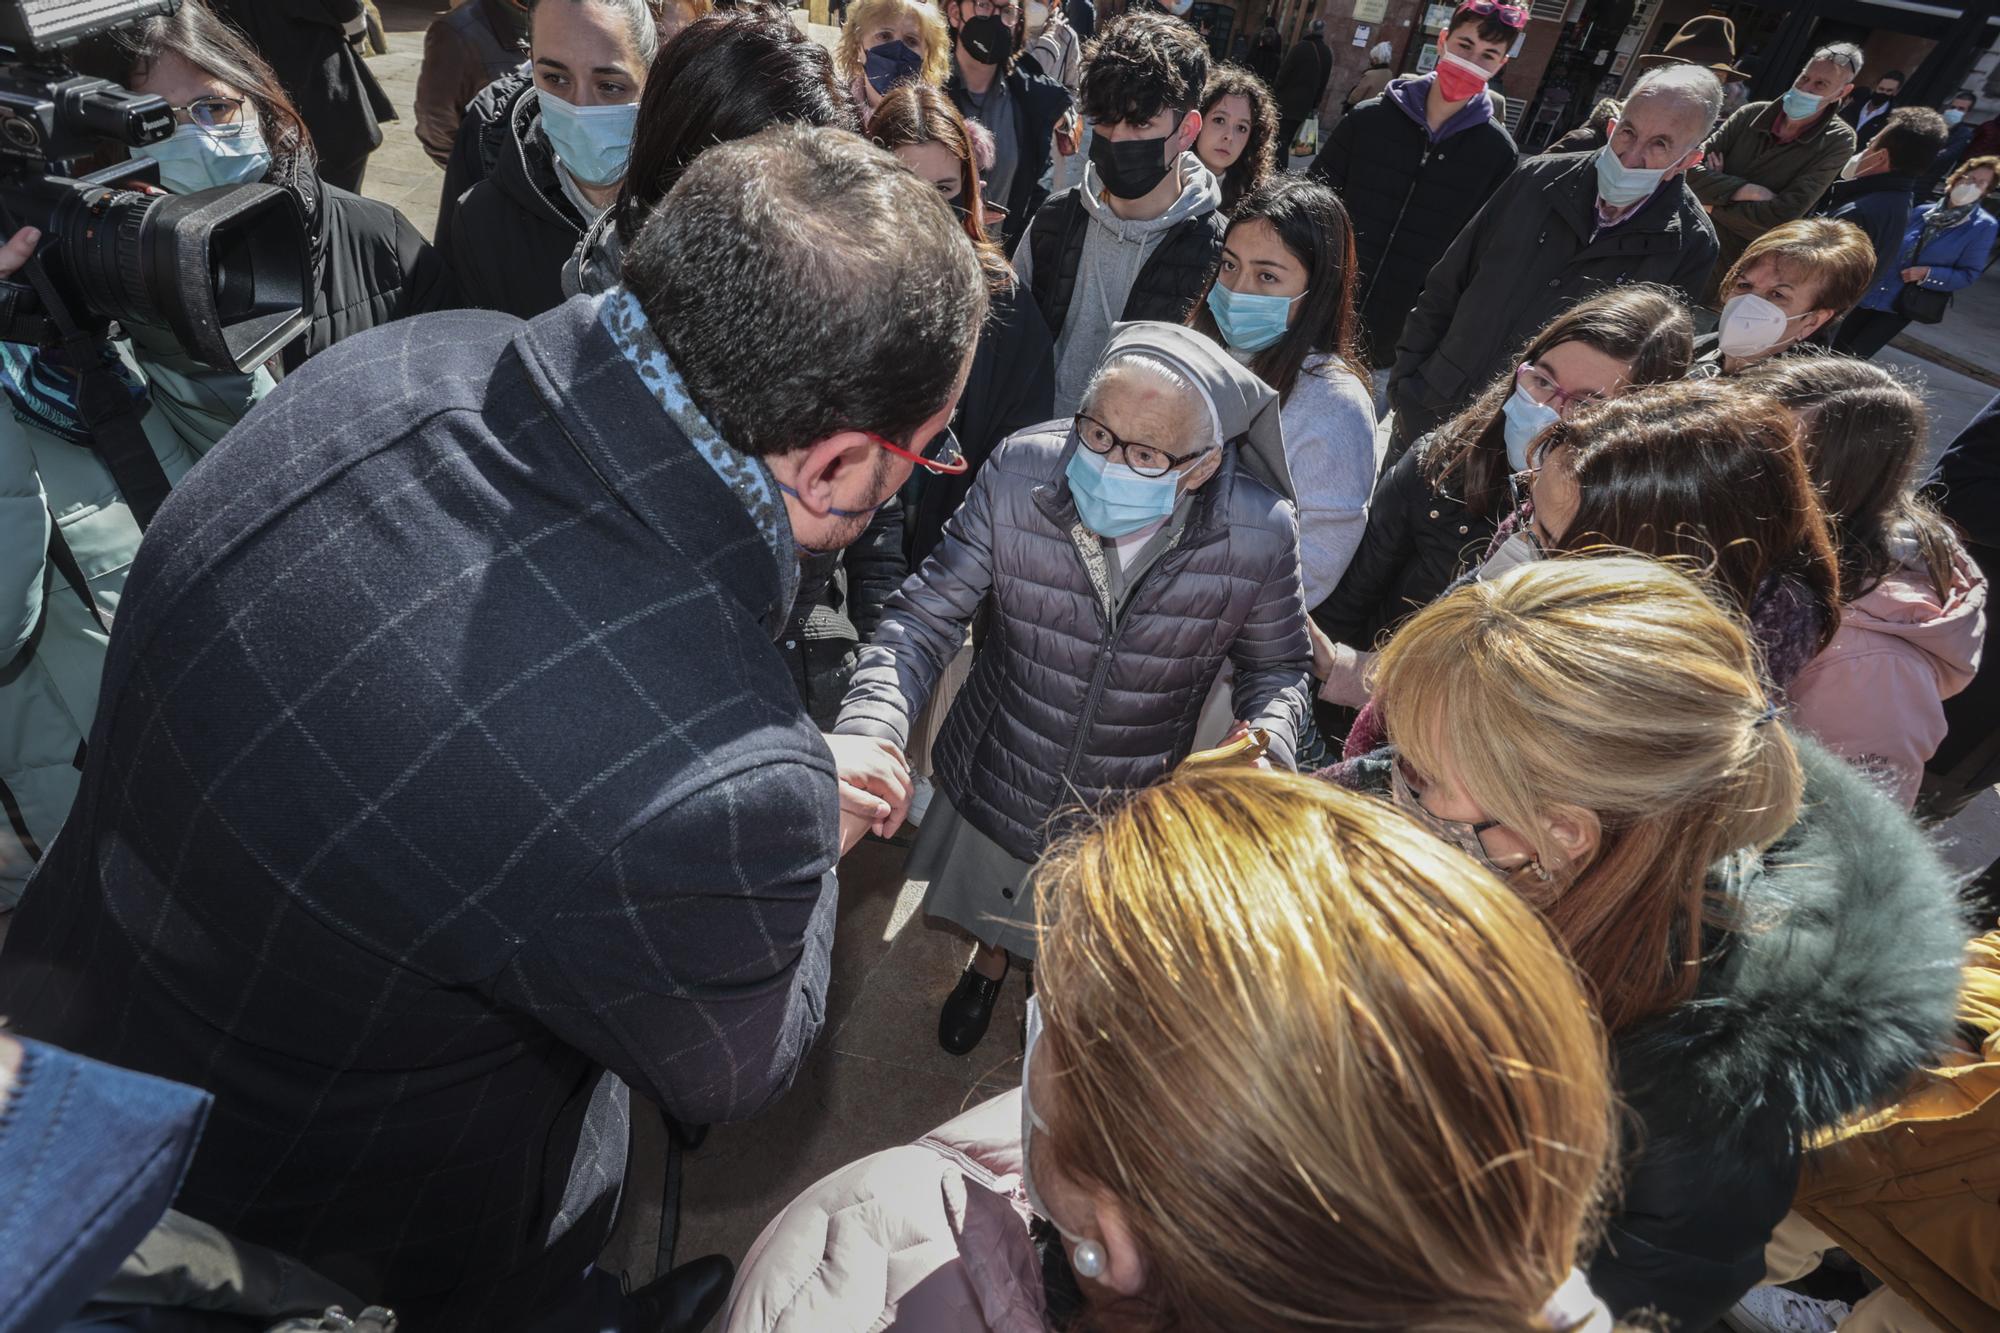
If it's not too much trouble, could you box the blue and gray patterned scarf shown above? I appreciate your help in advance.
[597,286,800,628]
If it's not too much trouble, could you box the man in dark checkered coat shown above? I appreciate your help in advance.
[0,126,986,1330]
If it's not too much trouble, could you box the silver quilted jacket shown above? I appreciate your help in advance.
[835,422,1312,862]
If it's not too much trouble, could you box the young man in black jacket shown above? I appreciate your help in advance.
[1015,11,1225,414]
[1310,1,1519,368]
[1387,64,1720,455]
[945,0,1075,253]
[1819,105,1951,296]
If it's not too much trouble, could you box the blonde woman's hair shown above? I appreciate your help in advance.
[835,0,952,88]
[1377,556,1804,1034]
[1034,768,1617,1332]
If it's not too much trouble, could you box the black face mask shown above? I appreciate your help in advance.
[959,14,1012,65]
[1089,130,1177,199]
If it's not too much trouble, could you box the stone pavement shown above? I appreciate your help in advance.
[345,2,1999,1287]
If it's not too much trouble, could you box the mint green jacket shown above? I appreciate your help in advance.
[0,336,270,903]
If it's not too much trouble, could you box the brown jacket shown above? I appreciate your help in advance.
[1688,98,1857,297]
[415,0,528,166]
[1793,931,2000,1332]
[1341,64,1392,110]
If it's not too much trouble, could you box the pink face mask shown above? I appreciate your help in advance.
[1435,51,1494,103]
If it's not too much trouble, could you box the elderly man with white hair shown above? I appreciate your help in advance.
[1690,42,1863,301]
[835,320,1313,1057]
[1385,63,1723,458]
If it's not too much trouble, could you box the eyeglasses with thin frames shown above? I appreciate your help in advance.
[160,95,251,137]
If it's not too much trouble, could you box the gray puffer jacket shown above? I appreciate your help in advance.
[836,423,1312,862]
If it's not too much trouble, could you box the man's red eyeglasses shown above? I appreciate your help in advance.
[871,426,969,475]
[1457,0,1527,29]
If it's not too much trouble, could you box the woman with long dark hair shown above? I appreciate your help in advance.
[115,0,446,371]
[870,82,1055,566]
[564,10,856,294]
[1314,284,1691,662]
[1742,356,1987,806]
[1521,378,1844,688]
[1190,176,1371,606]
[1192,66,1278,213]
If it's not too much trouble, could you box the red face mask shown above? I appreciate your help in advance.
[1435,51,1494,103]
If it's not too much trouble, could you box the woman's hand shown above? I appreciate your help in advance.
[1307,617,1338,683]
[1901,265,1931,284]
[1317,644,1375,708]
[823,733,912,851]
[0,227,41,282]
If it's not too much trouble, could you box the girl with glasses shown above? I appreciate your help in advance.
[1312,285,1691,720]
[115,0,448,372]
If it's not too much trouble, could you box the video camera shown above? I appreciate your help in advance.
[0,0,310,374]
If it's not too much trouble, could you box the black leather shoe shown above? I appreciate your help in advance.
[939,964,1005,1055]
[629,1253,733,1333]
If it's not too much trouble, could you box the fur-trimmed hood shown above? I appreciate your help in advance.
[1617,732,1968,1154]
[1326,735,1968,1149]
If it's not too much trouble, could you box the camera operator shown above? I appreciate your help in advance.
[113,1,448,373]
[0,221,273,908]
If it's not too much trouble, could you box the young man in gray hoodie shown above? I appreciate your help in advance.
[1014,11,1226,416]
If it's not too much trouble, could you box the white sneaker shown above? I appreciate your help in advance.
[1726,1286,1855,1333]
[905,775,935,829]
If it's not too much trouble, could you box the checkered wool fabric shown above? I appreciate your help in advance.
[0,300,841,1329]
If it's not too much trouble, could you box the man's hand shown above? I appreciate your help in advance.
[1221,720,1274,771]
[823,733,911,851]
[1902,265,1931,284]
[1730,183,1774,203]
[0,227,41,282]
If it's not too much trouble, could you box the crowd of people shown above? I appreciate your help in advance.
[1,1,1997,1331]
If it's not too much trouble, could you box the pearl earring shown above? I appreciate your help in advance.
[1073,1240,1107,1279]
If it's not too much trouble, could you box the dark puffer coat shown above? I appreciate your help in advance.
[436,68,530,243]
[782,500,907,729]
[1332,735,1968,1331]
[288,172,450,371]
[1023,189,1227,336]
[444,81,587,320]
[1309,79,1518,364]
[906,279,1056,566]
[837,424,1312,861]
[1310,431,1497,649]
[1389,151,1719,449]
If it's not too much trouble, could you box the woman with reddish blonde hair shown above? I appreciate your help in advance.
[869,82,1055,565]
[727,767,1623,1331]
[1326,555,1966,1330]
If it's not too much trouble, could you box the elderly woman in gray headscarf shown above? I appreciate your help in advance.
[835,321,1312,1056]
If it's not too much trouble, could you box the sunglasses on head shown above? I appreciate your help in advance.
[1456,0,1527,30]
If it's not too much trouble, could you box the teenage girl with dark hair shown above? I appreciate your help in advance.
[1190,175,1372,606]
[1193,66,1279,213]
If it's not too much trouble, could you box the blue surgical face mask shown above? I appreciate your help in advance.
[1065,435,1187,538]
[1205,280,1303,353]
[1501,383,1561,472]
[864,39,925,95]
[1944,107,1966,127]
[1593,144,1671,208]
[0,1038,212,1332]
[538,89,639,188]
[1781,86,1824,121]
[130,119,272,194]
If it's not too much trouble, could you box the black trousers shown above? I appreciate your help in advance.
[319,156,368,194]
[1831,305,1910,359]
